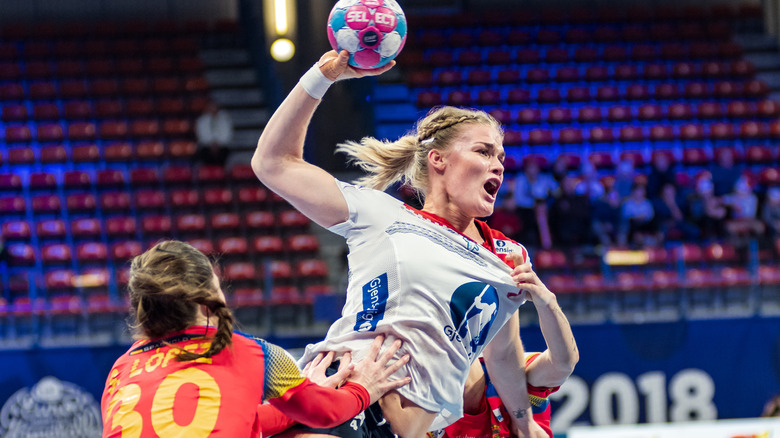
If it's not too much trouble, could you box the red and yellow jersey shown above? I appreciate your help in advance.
[101,326,369,437]
[438,354,559,438]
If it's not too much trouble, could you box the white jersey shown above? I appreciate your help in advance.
[298,180,529,430]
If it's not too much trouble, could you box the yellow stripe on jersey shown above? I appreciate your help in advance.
[261,341,306,400]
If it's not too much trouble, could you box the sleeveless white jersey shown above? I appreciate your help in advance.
[298,180,529,430]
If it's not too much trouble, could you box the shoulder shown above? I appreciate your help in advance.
[483,222,529,262]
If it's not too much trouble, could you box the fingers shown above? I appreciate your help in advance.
[363,335,385,361]
[383,352,410,377]
[337,351,352,373]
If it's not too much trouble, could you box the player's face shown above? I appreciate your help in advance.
[440,124,504,218]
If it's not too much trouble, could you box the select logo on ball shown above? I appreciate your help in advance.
[327,0,407,69]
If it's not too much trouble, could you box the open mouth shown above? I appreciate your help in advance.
[484,180,500,197]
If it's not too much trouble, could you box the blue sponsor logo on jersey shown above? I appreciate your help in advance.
[494,239,517,254]
[444,282,499,360]
[354,273,388,332]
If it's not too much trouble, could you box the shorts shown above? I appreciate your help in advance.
[289,362,398,438]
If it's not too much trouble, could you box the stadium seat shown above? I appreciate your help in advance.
[211,212,241,233]
[129,168,159,187]
[218,237,249,256]
[71,218,102,239]
[28,172,57,190]
[175,213,207,235]
[103,142,133,161]
[29,81,57,100]
[59,80,88,99]
[163,166,193,185]
[111,240,142,262]
[6,125,32,144]
[2,220,31,240]
[32,103,60,120]
[8,243,36,265]
[682,148,710,167]
[32,194,61,214]
[106,217,138,239]
[169,189,199,210]
[94,100,123,118]
[245,211,275,231]
[100,192,131,212]
[0,196,26,215]
[745,145,773,164]
[224,262,258,283]
[0,83,24,101]
[287,234,320,254]
[42,243,71,265]
[169,140,197,159]
[577,107,602,123]
[296,259,329,279]
[134,189,166,211]
[253,235,284,256]
[589,127,615,143]
[136,140,166,160]
[76,242,108,263]
[99,120,129,139]
[72,144,100,163]
[130,119,160,137]
[40,145,67,164]
[66,193,97,212]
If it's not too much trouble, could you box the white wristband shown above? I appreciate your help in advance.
[299,63,335,100]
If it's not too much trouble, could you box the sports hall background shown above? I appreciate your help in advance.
[0,0,779,436]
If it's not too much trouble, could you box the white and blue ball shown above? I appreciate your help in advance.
[327,0,407,69]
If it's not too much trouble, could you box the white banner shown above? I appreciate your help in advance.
[568,416,780,438]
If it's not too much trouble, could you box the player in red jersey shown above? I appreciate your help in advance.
[437,258,579,438]
[101,240,411,438]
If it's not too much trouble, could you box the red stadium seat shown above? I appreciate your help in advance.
[218,237,249,256]
[296,259,329,279]
[29,81,57,100]
[71,218,102,239]
[245,211,275,231]
[37,219,66,240]
[142,215,172,235]
[518,108,541,124]
[130,168,159,186]
[169,140,197,159]
[134,189,167,211]
[32,194,61,214]
[211,212,241,232]
[111,240,142,261]
[745,145,773,164]
[72,144,100,163]
[28,172,56,190]
[136,140,166,160]
[106,217,137,238]
[0,196,26,214]
[202,188,233,208]
[76,242,108,263]
[175,213,207,234]
[40,145,67,164]
[589,127,615,143]
[577,107,602,123]
[36,123,64,142]
[100,192,131,212]
[66,193,97,212]
[169,189,199,209]
[94,100,123,119]
[6,125,32,143]
[558,127,583,144]
[104,142,133,161]
[99,120,129,139]
[32,103,60,120]
[679,124,705,141]
[287,234,320,254]
[42,243,71,265]
[2,220,31,240]
[682,148,710,167]
[163,166,193,185]
[224,262,258,282]
[253,235,284,255]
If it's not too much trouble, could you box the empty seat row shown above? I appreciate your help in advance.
[0,76,209,100]
[486,101,780,126]
[2,119,194,143]
[0,57,203,81]
[0,38,200,60]
[0,140,196,166]
[410,22,733,49]
[1,96,207,122]
[407,60,756,87]
[416,80,770,108]
[500,121,780,146]
[405,42,743,69]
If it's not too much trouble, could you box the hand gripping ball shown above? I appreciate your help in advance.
[327,0,407,69]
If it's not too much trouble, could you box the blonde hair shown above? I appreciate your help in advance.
[336,106,503,198]
[128,240,234,361]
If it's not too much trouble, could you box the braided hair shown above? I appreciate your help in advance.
[128,240,234,361]
[336,106,502,198]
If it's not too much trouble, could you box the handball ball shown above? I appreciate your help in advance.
[327,0,407,69]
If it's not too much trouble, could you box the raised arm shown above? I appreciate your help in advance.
[251,50,394,228]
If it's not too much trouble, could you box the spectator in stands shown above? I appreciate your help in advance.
[591,188,622,247]
[550,175,591,247]
[575,161,604,202]
[711,148,742,197]
[551,155,570,187]
[646,152,676,200]
[195,100,234,165]
[252,50,546,437]
[613,159,636,199]
[723,175,765,238]
[761,186,780,237]
[686,173,727,240]
[617,183,655,247]
[438,264,578,438]
[512,159,558,248]
[652,183,699,242]
[101,240,409,437]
